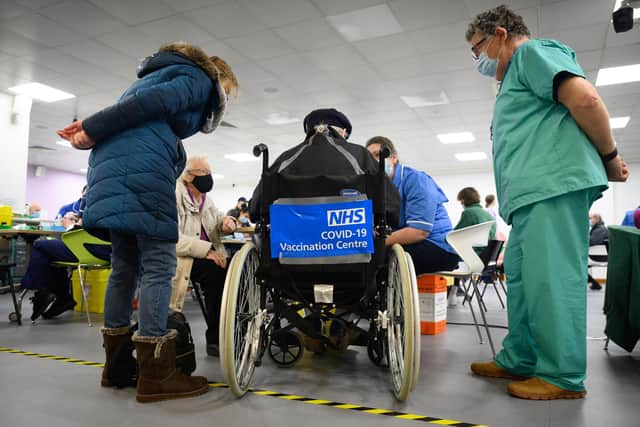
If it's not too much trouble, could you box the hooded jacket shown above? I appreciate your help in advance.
[81,42,226,242]
[249,128,400,226]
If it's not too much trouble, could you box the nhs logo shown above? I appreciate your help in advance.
[327,207,366,227]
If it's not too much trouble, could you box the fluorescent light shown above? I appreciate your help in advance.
[596,64,640,86]
[610,116,630,129]
[327,4,403,42]
[455,152,487,161]
[224,153,259,162]
[212,173,224,180]
[56,140,72,148]
[8,82,75,102]
[79,168,87,173]
[264,113,299,126]
[401,91,449,108]
[437,132,475,144]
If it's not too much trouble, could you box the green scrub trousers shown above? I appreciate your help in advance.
[494,188,600,391]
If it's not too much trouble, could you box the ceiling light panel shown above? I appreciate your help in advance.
[327,4,403,42]
[437,132,475,144]
[610,116,630,129]
[596,64,640,86]
[8,82,75,102]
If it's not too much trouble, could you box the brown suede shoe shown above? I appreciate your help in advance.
[508,377,586,400]
[470,361,529,381]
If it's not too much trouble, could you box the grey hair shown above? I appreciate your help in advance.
[180,156,211,182]
[465,5,531,41]
[313,123,346,137]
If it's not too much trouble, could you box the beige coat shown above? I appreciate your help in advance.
[169,181,227,311]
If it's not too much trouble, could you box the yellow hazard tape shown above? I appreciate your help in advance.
[0,346,488,426]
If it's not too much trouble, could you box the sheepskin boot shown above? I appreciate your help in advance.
[101,326,137,388]
[132,330,209,403]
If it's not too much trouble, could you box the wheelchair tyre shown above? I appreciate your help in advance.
[404,252,421,391]
[220,243,262,397]
[386,244,417,401]
[9,312,19,322]
[268,330,304,368]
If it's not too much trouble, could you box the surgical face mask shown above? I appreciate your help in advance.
[192,174,213,193]
[474,51,498,78]
[384,159,393,176]
[239,216,250,225]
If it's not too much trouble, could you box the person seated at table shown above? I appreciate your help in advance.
[22,213,111,321]
[587,213,608,290]
[28,202,42,218]
[56,185,86,220]
[226,197,247,218]
[237,204,251,226]
[456,187,496,238]
[366,136,459,275]
[169,156,237,357]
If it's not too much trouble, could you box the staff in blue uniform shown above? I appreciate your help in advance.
[366,136,459,275]
[465,6,629,400]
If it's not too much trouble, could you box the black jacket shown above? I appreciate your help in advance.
[250,129,400,226]
[590,222,608,246]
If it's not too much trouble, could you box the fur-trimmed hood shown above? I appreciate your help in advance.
[137,42,227,134]
[158,42,220,82]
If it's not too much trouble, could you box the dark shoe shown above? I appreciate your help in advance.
[42,295,77,318]
[133,330,209,403]
[590,282,602,290]
[508,377,586,400]
[206,344,219,357]
[456,286,466,296]
[30,290,55,321]
[101,326,137,388]
[470,361,530,381]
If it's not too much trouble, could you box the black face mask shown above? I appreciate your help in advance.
[192,174,213,193]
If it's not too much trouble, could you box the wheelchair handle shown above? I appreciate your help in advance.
[253,143,269,173]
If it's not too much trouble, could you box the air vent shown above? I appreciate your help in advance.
[29,145,54,151]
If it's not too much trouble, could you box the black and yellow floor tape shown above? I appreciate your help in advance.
[0,346,487,427]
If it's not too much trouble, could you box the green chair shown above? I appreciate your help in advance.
[53,229,111,326]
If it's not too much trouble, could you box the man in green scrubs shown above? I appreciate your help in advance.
[465,5,629,400]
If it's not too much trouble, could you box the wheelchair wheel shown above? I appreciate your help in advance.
[220,242,263,397]
[268,330,304,367]
[9,312,19,323]
[404,252,421,391]
[386,244,417,401]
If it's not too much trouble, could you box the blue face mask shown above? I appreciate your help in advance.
[384,159,393,176]
[474,51,498,78]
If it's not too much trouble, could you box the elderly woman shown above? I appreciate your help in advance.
[170,156,237,358]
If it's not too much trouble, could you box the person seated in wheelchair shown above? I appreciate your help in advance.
[169,156,238,357]
[249,108,401,353]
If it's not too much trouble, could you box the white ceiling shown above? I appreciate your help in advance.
[1,0,639,187]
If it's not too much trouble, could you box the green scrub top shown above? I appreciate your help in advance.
[455,203,496,240]
[492,39,608,224]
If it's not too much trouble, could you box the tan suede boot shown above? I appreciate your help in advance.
[132,330,209,403]
[101,326,136,388]
[470,361,529,381]
[508,377,587,400]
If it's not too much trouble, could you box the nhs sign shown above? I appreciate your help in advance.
[327,207,366,227]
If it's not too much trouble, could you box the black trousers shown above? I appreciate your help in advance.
[190,258,228,345]
[402,239,460,276]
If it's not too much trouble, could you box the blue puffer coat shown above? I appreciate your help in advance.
[81,43,226,242]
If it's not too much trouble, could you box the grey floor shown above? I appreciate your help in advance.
[1,285,639,427]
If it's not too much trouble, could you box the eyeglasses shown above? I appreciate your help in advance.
[470,36,488,60]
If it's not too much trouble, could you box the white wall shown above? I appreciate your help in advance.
[0,93,32,213]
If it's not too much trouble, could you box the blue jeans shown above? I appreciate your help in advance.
[103,231,176,337]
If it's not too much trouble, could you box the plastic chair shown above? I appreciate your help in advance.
[429,221,497,356]
[53,229,111,326]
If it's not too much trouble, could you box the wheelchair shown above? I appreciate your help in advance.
[219,144,420,401]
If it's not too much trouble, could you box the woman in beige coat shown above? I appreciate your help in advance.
[170,156,237,357]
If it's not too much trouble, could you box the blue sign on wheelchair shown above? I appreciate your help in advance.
[270,198,374,261]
